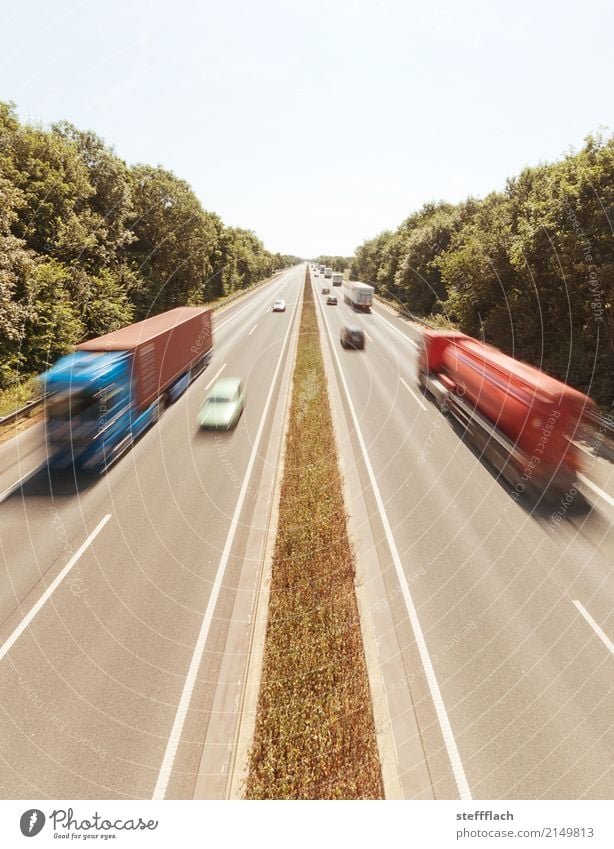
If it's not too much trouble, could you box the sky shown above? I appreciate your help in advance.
[1,0,613,257]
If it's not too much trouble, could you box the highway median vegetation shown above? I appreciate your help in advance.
[245,267,383,799]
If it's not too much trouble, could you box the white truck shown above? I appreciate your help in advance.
[324,267,333,279]
[343,280,374,312]
[332,272,343,286]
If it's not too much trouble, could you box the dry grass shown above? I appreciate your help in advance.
[245,268,383,799]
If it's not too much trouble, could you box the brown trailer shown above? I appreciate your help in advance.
[77,307,213,411]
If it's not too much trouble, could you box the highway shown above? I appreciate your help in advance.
[313,273,614,800]
[0,266,303,799]
[1,263,613,801]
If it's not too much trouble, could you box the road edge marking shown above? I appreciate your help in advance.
[315,281,472,800]
[225,291,303,799]
[573,600,614,655]
[152,285,302,800]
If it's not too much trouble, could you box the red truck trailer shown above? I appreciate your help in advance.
[417,329,596,500]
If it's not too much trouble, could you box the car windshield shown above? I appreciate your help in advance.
[208,395,233,403]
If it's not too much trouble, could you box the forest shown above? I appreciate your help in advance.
[0,102,298,391]
[351,134,614,407]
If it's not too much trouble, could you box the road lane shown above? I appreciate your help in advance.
[315,277,614,799]
[0,265,304,798]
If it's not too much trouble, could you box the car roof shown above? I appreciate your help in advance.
[344,325,363,332]
[208,377,242,395]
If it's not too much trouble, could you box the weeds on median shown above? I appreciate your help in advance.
[245,268,383,799]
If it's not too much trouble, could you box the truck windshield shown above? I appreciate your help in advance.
[47,391,100,421]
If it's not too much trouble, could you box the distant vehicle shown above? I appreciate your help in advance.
[343,280,374,312]
[198,378,245,430]
[314,271,319,277]
[319,265,325,273]
[273,299,286,312]
[324,267,333,279]
[332,273,343,286]
[418,329,596,501]
[321,287,330,295]
[44,307,213,473]
[326,295,338,305]
[340,326,365,349]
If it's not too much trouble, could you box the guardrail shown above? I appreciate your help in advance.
[0,395,47,427]
[0,269,292,431]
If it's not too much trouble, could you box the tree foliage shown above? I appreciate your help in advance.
[352,135,614,406]
[0,102,296,389]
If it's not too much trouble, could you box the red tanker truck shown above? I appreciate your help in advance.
[417,329,596,500]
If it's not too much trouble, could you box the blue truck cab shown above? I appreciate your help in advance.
[44,350,150,473]
[42,306,213,474]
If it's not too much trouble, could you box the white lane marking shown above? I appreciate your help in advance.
[365,332,374,342]
[0,514,111,662]
[215,277,290,332]
[400,376,427,411]
[573,601,614,655]
[372,308,420,348]
[577,473,614,507]
[316,287,472,801]
[152,292,301,800]
[0,460,47,503]
[204,364,227,390]
[248,324,258,336]
[575,443,594,457]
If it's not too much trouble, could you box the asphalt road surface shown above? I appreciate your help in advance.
[1,264,612,800]
[313,274,614,800]
[0,266,303,799]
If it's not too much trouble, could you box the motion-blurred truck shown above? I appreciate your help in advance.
[324,267,333,278]
[343,281,374,312]
[332,272,344,286]
[417,329,595,500]
[44,307,213,473]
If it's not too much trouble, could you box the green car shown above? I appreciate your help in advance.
[198,378,245,429]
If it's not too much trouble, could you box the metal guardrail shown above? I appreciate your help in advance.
[0,395,47,427]
[0,270,289,430]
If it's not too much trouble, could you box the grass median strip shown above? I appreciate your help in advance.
[245,268,383,799]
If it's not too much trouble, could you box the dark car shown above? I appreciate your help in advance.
[340,325,365,349]
[321,287,330,295]
[326,295,338,305]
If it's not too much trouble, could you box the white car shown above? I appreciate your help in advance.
[272,299,286,312]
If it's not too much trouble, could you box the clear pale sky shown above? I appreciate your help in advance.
[1,0,612,257]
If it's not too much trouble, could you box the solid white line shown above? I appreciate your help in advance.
[0,514,112,662]
[573,600,614,655]
[248,324,258,336]
[0,460,47,503]
[365,332,373,342]
[400,376,427,411]
[372,308,420,348]
[204,363,227,390]
[152,291,301,800]
[577,473,614,507]
[215,287,278,332]
[316,282,472,800]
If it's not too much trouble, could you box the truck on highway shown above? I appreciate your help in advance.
[44,307,213,473]
[343,280,374,312]
[417,329,595,501]
[324,267,333,279]
[332,272,343,286]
